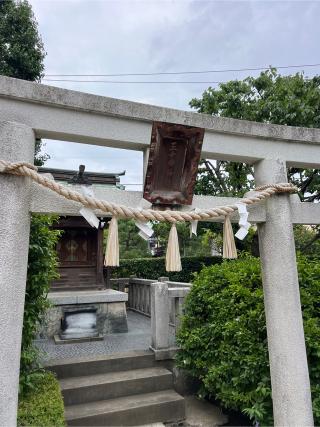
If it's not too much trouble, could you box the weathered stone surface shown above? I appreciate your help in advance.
[151,282,169,350]
[1,76,320,167]
[38,306,62,338]
[48,289,128,305]
[255,159,314,426]
[1,75,320,145]
[39,298,128,338]
[106,302,128,333]
[0,121,35,427]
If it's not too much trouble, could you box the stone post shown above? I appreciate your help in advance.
[254,159,313,426]
[150,281,169,350]
[158,276,169,282]
[0,121,35,426]
[174,297,184,333]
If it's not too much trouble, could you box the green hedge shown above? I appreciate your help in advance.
[20,215,60,394]
[111,256,222,282]
[18,371,65,426]
[176,254,320,426]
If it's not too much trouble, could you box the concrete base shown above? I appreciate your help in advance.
[38,289,128,339]
[53,334,104,345]
[149,346,179,361]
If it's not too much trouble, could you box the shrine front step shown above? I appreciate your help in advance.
[60,367,173,405]
[47,350,185,426]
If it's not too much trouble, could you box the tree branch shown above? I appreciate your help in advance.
[204,160,228,193]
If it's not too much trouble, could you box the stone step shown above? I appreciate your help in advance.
[65,389,185,426]
[60,367,173,405]
[47,350,155,379]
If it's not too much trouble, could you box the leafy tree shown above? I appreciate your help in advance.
[192,69,320,249]
[108,220,212,260]
[152,221,211,257]
[113,219,150,259]
[0,0,48,163]
[0,0,45,81]
[295,225,320,256]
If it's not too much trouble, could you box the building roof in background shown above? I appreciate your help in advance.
[39,165,125,186]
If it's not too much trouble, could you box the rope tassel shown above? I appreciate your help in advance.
[223,216,237,259]
[166,223,182,272]
[104,217,119,267]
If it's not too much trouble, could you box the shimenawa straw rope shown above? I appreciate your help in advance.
[0,160,298,270]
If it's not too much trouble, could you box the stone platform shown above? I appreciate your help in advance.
[35,311,175,363]
[38,289,128,339]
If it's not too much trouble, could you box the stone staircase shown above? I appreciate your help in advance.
[48,350,185,426]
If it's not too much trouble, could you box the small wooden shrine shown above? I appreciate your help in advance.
[39,165,125,291]
[51,215,105,291]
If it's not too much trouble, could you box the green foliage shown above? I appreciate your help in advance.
[0,0,45,81]
[0,0,49,165]
[294,225,320,257]
[192,69,320,202]
[153,222,212,257]
[105,220,213,260]
[117,219,150,259]
[111,255,222,282]
[177,254,320,425]
[20,215,61,394]
[192,69,320,254]
[191,69,320,127]
[18,371,65,427]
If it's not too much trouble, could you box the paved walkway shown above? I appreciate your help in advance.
[35,310,175,362]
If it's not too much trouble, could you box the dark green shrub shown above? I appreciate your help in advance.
[111,256,222,283]
[176,254,320,426]
[20,214,60,394]
[18,371,65,426]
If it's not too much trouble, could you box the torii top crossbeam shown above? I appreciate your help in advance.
[1,75,320,168]
[0,75,319,427]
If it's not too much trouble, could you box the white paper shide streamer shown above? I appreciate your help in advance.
[135,220,154,241]
[79,186,99,228]
[235,202,251,240]
[135,202,154,241]
[190,208,201,237]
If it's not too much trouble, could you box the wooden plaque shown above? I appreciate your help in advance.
[143,122,204,206]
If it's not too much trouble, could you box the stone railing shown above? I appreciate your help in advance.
[110,276,191,359]
[150,281,191,359]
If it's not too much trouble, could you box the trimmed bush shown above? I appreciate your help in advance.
[176,254,320,426]
[18,371,65,426]
[111,256,222,282]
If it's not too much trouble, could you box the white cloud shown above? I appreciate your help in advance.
[28,0,320,186]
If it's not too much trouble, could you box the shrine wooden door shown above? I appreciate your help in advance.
[51,217,103,291]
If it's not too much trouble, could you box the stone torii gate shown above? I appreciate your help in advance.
[1,76,320,426]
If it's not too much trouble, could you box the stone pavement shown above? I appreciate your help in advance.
[35,310,175,363]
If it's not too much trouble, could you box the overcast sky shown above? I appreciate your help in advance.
[29,0,320,190]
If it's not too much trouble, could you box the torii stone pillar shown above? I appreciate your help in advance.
[0,121,35,426]
[255,159,314,426]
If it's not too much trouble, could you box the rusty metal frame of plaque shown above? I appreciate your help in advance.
[143,121,204,206]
